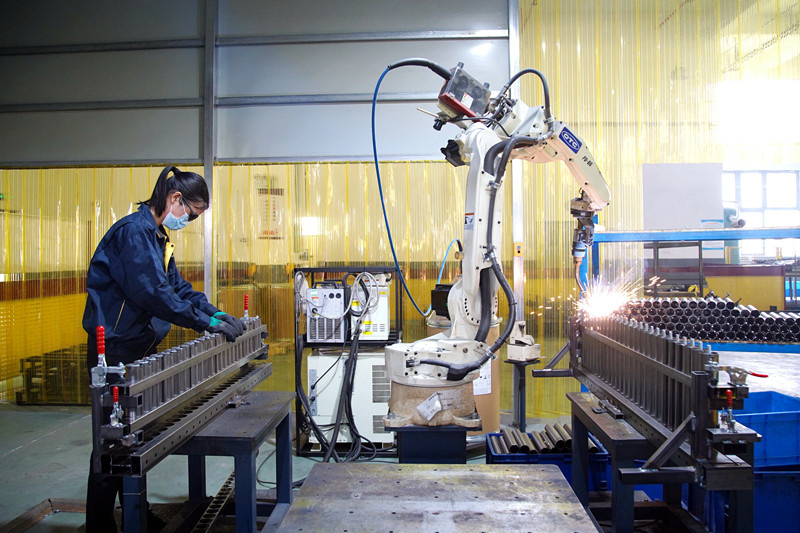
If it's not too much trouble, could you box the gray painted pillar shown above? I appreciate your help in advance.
[203,0,217,303]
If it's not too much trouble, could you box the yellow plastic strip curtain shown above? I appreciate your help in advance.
[0,166,204,403]
[517,0,800,415]
[2,2,798,409]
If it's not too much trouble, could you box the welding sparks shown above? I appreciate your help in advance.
[574,273,640,318]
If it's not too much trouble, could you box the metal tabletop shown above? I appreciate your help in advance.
[175,390,294,456]
[567,392,652,460]
[277,462,600,532]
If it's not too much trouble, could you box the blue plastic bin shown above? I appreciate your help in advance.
[753,467,800,533]
[737,390,800,414]
[735,391,800,467]
[706,466,800,533]
[486,432,610,491]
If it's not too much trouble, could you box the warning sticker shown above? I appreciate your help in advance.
[464,213,475,230]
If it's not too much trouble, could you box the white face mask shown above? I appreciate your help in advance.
[163,200,190,230]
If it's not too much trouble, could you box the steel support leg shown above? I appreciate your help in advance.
[264,414,293,532]
[663,483,682,506]
[234,451,257,533]
[275,414,292,505]
[728,446,755,533]
[611,458,635,533]
[511,363,527,432]
[571,412,590,507]
[122,475,148,533]
[188,455,206,501]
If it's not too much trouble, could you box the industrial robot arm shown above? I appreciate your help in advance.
[382,60,610,394]
[438,68,610,291]
[433,63,610,351]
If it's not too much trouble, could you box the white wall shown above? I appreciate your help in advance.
[642,163,724,259]
[0,0,511,165]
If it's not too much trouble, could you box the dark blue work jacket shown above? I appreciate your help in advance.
[83,204,218,366]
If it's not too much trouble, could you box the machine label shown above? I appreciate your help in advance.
[416,392,443,421]
[464,212,475,230]
[473,361,492,396]
[559,127,582,154]
[437,388,461,410]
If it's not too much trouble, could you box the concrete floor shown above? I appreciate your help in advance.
[0,349,797,532]
[0,401,321,531]
[717,350,800,398]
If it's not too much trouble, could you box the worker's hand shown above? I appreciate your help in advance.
[207,317,239,342]
[213,312,247,336]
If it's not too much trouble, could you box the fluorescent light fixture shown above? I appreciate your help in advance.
[470,42,493,57]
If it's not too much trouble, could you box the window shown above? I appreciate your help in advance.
[724,170,800,258]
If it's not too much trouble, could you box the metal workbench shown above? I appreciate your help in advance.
[122,390,295,533]
[276,462,600,532]
[568,392,654,533]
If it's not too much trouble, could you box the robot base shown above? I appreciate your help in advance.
[383,381,481,429]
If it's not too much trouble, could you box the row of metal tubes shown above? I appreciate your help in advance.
[627,316,800,343]
[627,309,800,329]
[121,324,261,424]
[584,317,709,431]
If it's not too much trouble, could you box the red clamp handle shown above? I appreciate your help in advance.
[244,294,249,312]
[750,372,769,378]
[726,389,733,409]
[96,325,105,356]
[113,386,119,403]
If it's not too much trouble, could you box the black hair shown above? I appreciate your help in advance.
[140,166,209,215]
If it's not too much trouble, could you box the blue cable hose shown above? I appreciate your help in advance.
[371,67,456,316]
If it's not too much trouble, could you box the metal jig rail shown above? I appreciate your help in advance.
[91,317,270,476]
[571,313,760,490]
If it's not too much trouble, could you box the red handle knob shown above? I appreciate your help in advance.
[96,325,105,355]
[750,372,769,378]
[726,389,733,408]
[244,294,249,311]
[113,386,119,403]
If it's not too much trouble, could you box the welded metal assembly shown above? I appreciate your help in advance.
[571,313,760,490]
[624,296,799,342]
[90,317,270,476]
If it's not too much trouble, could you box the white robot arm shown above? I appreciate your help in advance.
[436,65,611,355]
[382,60,611,432]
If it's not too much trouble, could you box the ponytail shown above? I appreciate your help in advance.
[140,165,209,215]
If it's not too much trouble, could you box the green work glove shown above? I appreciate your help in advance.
[207,316,238,342]
[213,311,246,336]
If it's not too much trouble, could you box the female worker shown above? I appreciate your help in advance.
[82,165,245,532]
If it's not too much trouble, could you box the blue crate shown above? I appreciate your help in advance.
[486,432,609,491]
[753,467,800,533]
[706,466,800,533]
[736,390,800,414]
[735,391,800,467]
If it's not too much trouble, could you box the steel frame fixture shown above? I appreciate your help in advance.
[570,313,761,531]
[90,317,270,476]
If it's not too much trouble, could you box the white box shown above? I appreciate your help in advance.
[306,287,346,343]
[307,349,392,444]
